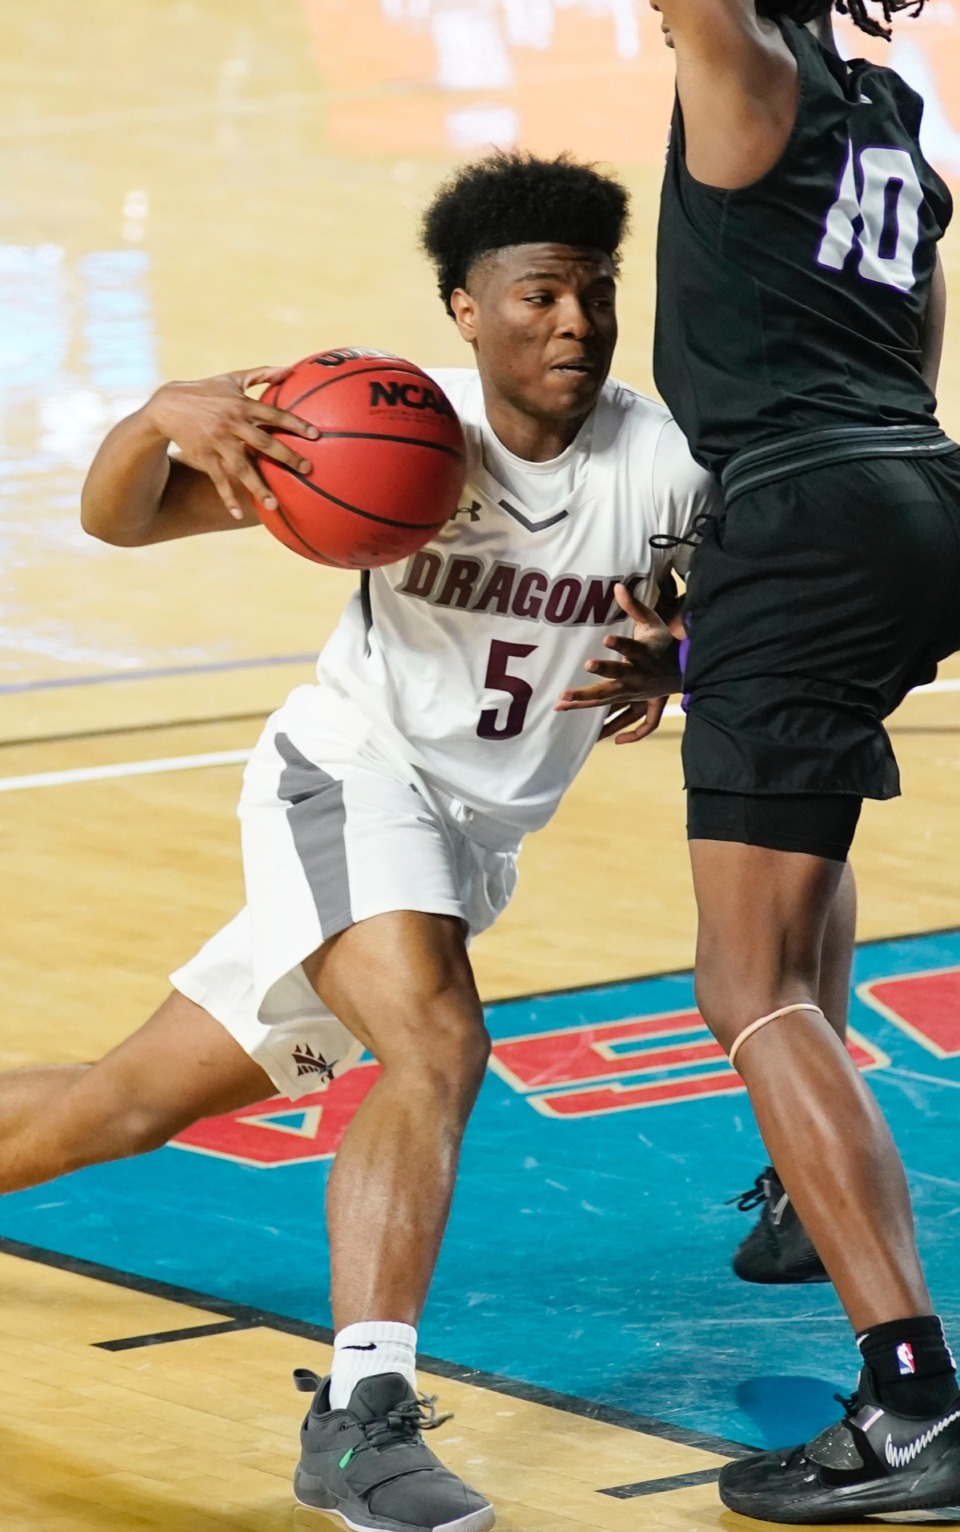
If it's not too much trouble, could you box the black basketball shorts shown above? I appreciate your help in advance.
[681,448,960,815]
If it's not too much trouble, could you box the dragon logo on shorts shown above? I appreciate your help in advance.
[291,1044,336,1084]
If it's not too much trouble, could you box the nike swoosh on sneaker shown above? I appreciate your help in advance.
[884,1408,960,1468]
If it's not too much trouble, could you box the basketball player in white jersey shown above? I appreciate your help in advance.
[0,152,841,1531]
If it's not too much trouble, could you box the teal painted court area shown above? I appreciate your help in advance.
[2,927,960,1451]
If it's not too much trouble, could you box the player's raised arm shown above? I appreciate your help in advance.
[652,0,800,188]
[80,367,319,547]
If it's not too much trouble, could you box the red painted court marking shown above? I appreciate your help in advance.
[489,1011,884,1108]
[170,1012,888,1164]
[172,1061,381,1168]
[858,967,960,1060]
[532,1069,747,1119]
[491,1011,710,1091]
[524,1027,884,1117]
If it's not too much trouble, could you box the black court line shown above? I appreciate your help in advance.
[96,1316,261,1351]
[0,709,952,756]
[489,926,960,1010]
[0,710,271,752]
[0,716,954,763]
[0,1233,746,1460]
[404,1356,747,1459]
[601,1467,723,1499]
[0,652,315,697]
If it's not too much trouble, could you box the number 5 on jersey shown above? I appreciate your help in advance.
[478,640,538,741]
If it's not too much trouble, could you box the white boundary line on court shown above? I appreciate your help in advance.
[0,749,251,795]
[0,676,958,796]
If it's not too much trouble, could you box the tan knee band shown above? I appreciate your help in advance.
[728,1003,825,1073]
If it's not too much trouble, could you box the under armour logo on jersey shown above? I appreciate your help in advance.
[451,501,482,523]
[291,1044,335,1083]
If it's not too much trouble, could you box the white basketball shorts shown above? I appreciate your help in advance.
[171,684,521,1101]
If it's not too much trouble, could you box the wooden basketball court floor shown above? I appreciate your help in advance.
[1,2,960,1527]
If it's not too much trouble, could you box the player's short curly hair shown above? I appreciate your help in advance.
[421,151,630,317]
[757,0,926,40]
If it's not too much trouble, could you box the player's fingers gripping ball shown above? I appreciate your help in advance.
[255,348,467,569]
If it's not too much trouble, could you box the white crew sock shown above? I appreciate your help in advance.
[329,1321,418,1411]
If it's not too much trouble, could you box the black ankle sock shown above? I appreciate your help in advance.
[858,1315,959,1419]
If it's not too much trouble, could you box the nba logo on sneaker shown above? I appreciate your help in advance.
[897,1342,917,1376]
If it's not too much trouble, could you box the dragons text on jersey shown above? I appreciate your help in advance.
[316,368,718,833]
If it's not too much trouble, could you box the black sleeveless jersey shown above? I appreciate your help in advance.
[654,20,953,476]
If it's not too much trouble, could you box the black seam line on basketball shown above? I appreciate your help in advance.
[273,472,448,533]
[0,711,271,751]
[267,495,382,569]
[95,1318,260,1351]
[0,1234,748,1458]
[305,430,464,462]
[282,361,426,412]
[265,497,345,566]
[264,489,364,567]
[600,1468,724,1499]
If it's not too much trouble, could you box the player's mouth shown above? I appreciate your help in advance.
[551,359,598,376]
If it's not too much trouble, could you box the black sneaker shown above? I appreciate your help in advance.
[292,1368,495,1532]
[719,1368,960,1523]
[730,1167,829,1285]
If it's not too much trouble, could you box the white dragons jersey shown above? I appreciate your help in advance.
[317,367,719,835]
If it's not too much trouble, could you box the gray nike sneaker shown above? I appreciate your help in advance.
[292,1368,495,1532]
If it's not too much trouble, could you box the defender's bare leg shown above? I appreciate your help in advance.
[819,858,857,1040]
[693,838,927,1329]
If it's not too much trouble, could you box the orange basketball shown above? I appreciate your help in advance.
[255,349,467,569]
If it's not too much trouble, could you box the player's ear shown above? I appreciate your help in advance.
[449,288,478,344]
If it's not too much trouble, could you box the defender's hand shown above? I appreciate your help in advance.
[143,367,320,520]
[598,695,670,745]
[556,583,682,712]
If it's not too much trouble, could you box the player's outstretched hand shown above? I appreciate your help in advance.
[597,695,670,745]
[555,583,682,735]
[143,367,321,520]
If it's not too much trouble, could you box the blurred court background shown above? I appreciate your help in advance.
[1,0,959,1021]
[2,8,960,1524]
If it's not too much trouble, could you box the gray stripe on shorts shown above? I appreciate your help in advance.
[274,732,353,937]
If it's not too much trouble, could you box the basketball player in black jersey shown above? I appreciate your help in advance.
[558,0,960,1521]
